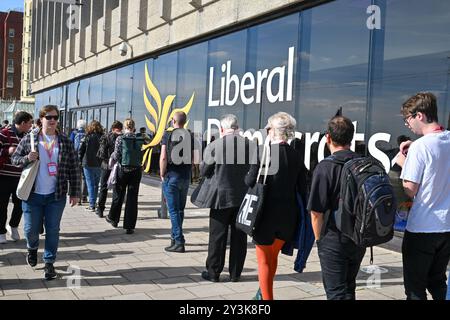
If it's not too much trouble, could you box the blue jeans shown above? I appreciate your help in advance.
[22,193,66,263]
[162,174,190,245]
[83,167,102,208]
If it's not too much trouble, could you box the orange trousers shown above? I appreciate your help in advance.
[255,238,285,300]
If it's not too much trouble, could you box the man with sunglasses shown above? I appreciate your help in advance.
[395,92,450,300]
[12,105,81,280]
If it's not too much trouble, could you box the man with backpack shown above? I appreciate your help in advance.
[96,120,123,217]
[307,116,396,300]
[160,111,194,253]
[106,119,144,234]
[395,92,450,300]
[0,111,33,243]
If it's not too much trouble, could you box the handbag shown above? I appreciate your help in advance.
[191,174,217,208]
[235,143,270,236]
[17,132,40,201]
[107,162,118,190]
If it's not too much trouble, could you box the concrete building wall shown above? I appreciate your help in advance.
[30,0,306,94]
[21,0,34,102]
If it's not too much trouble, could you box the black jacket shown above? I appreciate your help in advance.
[79,133,102,168]
[245,142,308,245]
[98,132,121,169]
[200,133,256,209]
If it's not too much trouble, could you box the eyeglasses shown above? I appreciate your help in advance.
[44,115,59,121]
[403,113,417,125]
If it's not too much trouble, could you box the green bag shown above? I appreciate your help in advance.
[121,136,144,167]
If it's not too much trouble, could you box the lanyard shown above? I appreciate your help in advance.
[42,134,57,160]
[432,126,444,132]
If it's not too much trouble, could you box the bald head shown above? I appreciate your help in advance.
[173,111,187,128]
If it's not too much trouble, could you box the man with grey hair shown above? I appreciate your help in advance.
[199,114,255,282]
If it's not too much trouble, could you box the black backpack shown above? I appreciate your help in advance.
[166,128,192,165]
[325,155,396,261]
[121,136,144,167]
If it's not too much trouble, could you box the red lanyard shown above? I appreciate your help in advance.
[42,135,57,159]
[432,126,444,132]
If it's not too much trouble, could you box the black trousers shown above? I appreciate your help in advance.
[206,207,247,279]
[317,229,366,300]
[97,168,111,211]
[0,176,22,234]
[402,230,450,300]
[108,168,142,230]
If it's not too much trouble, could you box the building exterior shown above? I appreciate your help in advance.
[0,10,23,100]
[21,0,34,102]
[31,0,449,176]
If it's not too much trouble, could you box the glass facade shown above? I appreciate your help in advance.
[35,0,449,172]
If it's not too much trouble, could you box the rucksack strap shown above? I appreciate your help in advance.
[370,246,374,265]
[319,155,347,239]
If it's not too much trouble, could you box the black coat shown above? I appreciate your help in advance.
[245,142,308,245]
[79,133,102,168]
[200,133,256,210]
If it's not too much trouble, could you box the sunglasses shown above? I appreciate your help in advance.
[44,115,59,121]
[403,112,417,125]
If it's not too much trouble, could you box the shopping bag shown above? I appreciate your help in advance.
[107,162,118,190]
[17,132,40,201]
[236,144,270,236]
[191,174,217,208]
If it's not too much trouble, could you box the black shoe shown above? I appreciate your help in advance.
[95,208,104,218]
[44,263,57,280]
[164,243,185,253]
[85,206,95,212]
[201,270,219,282]
[125,229,134,234]
[105,216,118,228]
[26,249,37,267]
[229,276,240,282]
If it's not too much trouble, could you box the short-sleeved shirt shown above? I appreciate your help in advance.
[161,129,194,180]
[307,149,360,238]
[400,130,450,233]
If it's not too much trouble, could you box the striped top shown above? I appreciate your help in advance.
[0,126,26,177]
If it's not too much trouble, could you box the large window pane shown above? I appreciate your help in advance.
[297,0,370,137]
[176,42,208,133]
[207,30,247,130]
[116,65,133,122]
[89,74,102,105]
[131,60,149,131]
[79,78,90,107]
[251,13,299,130]
[102,70,116,103]
[370,0,450,144]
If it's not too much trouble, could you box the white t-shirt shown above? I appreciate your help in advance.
[400,130,450,233]
[34,135,59,195]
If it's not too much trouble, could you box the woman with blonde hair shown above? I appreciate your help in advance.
[245,112,308,300]
[79,120,104,211]
[106,119,144,234]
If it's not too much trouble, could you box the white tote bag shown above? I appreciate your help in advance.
[17,132,40,201]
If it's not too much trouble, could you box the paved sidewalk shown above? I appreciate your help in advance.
[0,180,407,300]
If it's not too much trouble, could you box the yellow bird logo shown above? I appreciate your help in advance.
[141,63,195,172]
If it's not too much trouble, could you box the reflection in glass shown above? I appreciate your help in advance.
[116,65,133,122]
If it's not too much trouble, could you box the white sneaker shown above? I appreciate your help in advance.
[6,225,20,241]
[0,233,6,244]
